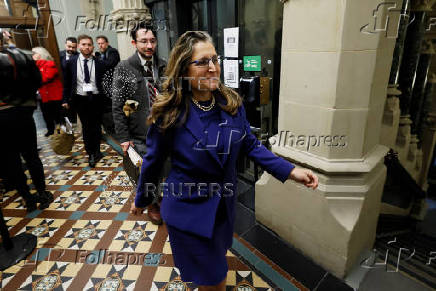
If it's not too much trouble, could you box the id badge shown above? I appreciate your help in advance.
[83,83,93,92]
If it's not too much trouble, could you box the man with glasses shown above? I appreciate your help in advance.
[112,22,166,225]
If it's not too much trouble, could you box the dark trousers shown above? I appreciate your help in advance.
[73,94,103,156]
[102,97,115,135]
[0,107,46,200]
[66,101,78,124]
[40,100,62,134]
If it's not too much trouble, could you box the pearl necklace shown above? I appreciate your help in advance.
[192,96,215,111]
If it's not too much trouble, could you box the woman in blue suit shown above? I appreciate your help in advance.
[131,31,318,290]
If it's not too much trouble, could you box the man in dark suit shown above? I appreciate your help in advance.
[112,23,166,224]
[59,37,78,123]
[62,34,106,167]
[59,37,78,74]
[96,35,120,70]
[96,35,120,136]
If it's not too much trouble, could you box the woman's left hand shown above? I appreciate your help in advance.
[288,168,319,190]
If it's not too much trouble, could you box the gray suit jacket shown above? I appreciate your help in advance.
[112,52,166,144]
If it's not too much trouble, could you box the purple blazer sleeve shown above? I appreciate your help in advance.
[135,123,171,208]
[240,105,294,183]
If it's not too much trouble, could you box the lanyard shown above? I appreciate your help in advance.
[78,57,94,83]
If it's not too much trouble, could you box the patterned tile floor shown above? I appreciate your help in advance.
[0,131,283,291]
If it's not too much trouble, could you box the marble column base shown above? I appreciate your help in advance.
[395,116,412,164]
[380,203,413,216]
[419,123,436,188]
[255,147,387,278]
[380,93,400,149]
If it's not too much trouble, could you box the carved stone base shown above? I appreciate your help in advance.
[395,115,412,163]
[380,93,400,149]
[255,160,386,278]
[419,114,436,188]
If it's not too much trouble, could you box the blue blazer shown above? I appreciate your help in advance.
[62,54,106,104]
[135,96,294,238]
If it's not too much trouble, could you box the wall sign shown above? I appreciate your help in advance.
[243,56,261,71]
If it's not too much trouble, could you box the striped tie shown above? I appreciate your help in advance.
[148,81,157,106]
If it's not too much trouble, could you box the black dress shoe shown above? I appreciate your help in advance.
[37,190,54,210]
[94,152,104,163]
[89,154,96,168]
[24,197,37,213]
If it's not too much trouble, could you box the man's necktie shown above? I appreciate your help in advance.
[84,59,90,83]
[145,61,157,105]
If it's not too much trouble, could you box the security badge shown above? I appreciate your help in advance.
[83,83,94,92]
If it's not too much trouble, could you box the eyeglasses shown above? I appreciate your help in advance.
[189,55,221,67]
[136,39,156,45]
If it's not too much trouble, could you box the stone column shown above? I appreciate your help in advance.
[255,0,398,278]
[419,73,436,189]
[396,0,431,163]
[380,87,401,148]
[111,0,151,60]
[380,0,410,149]
[410,40,435,137]
[403,40,435,179]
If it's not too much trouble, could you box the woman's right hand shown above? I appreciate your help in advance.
[130,201,145,215]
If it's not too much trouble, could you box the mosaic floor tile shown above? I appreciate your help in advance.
[95,155,123,167]
[72,143,84,152]
[63,155,89,167]
[83,264,138,291]
[40,155,65,167]
[49,191,93,211]
[110,172,132,187]
[1,189,18,204]
[46,170,79,185]
[59,220,110,250]
[89,191,130,212]
[19,261,82,290]
[151,267,198,291]
[16,218,66,247]
[109,220,156,252]
[76,171,111,186]
[3,216,22,230]
[4,191,38,210]
[226,270,273,290]
[0,260,28,289]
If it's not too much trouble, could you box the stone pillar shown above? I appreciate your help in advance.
[396,0,431,164]
[419,73,436,189]
[380,85,402,148]
[410,40,435,137]
[380,0,409,149]
[111,0,151,60]
[255,0,397,278]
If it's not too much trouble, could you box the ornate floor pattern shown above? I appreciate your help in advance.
[0,131,284,290]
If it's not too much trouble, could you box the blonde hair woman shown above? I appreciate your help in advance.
[131,31,318,290]
[32,47,54,61]
[32,46,62,136]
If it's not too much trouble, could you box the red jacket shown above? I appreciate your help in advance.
[35,59,63,103]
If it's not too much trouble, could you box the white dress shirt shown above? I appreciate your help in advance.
[138,52,155,81]
[76,53,99,96]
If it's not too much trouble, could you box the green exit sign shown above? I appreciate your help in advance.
[243,56,261,71]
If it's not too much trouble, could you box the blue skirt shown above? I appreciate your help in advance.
[166,198,233,285]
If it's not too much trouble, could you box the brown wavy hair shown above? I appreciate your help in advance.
[148,31,242,130]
